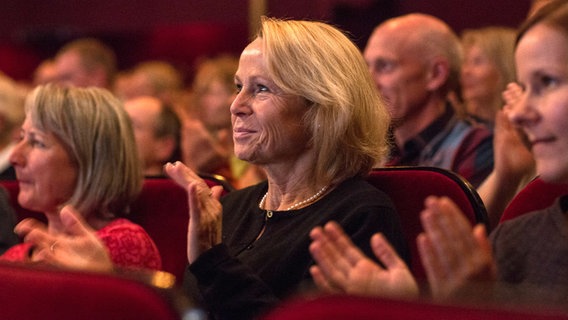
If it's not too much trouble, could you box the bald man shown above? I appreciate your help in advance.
[364,13,494,187]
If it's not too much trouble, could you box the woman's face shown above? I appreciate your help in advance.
[9,116,78,214]
[230,38,311,165]
[510,24,568,183]
[460,44,502,104]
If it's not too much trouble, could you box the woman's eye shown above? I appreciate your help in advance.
[235,83,243,93]
[256,84,269,93]
[541,75,558,88]
[30,138,46,148]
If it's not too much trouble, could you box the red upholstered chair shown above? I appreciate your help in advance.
[125,175,232,285]
[0,174,233,285]
[0,261,184,320]
[500,177,568,224]
[366,167,488,279]
[262,294,568,320]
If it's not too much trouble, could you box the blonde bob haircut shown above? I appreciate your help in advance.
[257,17,390,184]
[25,84,141,218]
[461,27,517,95]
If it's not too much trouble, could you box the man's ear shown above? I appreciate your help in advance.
[425,57,450,91]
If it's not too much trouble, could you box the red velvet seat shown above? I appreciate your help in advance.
[262,294,568,320]
[0,261,184,320]
[500,177,568,223]
[0,175,233,285]
[366,167,488,279]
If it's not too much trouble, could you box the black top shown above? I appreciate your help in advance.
[184,176,410,319]
[0,187,19,255]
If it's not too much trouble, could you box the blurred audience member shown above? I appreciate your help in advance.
[0,73,26,180]
[113,60,184,106]
[459,27,517,125]
[190,55,265,189]
[124,96,182,177]
[53,38,117,89]
[364,13,494,187]
[2,84,161,271]
[32,59,58,86]
[311,0,568,307]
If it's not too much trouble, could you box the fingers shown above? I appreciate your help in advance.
[309,265,341,294]
[309,224,351,288]
[370,233,408,270]
[502,82,523,110]
[164,162,204,189]
[14,218,48,238]
[59,205,96,237]
[310,222,366,271]
[419,196,477,275]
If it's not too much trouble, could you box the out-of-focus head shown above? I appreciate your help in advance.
[33,59,58,86]
[114,60,184,104]
[54,38,117,89]
[124,96,181,176]
[510,0,568,183]
[192,55,238,131]
[363,13,462,123]
[460,27,517,120]
[0,73,25,144]
[232,17,390,183]
[17,84,141,217]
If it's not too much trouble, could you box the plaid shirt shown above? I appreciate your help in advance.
[387,104,494,188]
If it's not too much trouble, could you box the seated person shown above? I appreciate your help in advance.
[124,96,182,178]
[14,17,410,319]
[309,0,568,307]
[1,84,161,271]
[0,73,26,180]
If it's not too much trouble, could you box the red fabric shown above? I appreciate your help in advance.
[366,167,488,279]
[1,218,162,270]
[500,178,568,223]
[262,295,568,320]
[1,177,231,285]
[0,262,180,320]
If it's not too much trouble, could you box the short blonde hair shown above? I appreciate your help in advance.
[258,17,390,184]
[461,27,517,93]
[0,73,25,143]
[25,84,141,218]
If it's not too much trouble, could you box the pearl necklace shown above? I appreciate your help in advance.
[258,185,329,211]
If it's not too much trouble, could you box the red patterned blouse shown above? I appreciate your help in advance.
[0,218,162,270]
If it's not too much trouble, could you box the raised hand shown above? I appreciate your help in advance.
[309,221,418,298]
[164,161,224,263]
[15,205,113,272]
[418,196,496,299]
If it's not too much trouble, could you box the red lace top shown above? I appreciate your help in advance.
[0,218,162,270]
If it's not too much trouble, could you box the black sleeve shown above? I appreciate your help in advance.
[188,244,279,320]
[0,188,19,255]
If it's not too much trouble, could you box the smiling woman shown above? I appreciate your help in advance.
[12,17,410,320]
[0,84,161,271]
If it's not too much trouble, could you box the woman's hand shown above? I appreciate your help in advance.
[494,93,535,185]
[164,161,224,264]
[309,221,418,299]
[418,196,496,300]
[15,205,113,273]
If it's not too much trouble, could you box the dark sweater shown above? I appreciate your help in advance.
[185,176,409,319]
[490,194,568,304]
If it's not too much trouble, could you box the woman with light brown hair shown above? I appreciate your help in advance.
[459,26,517,124]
